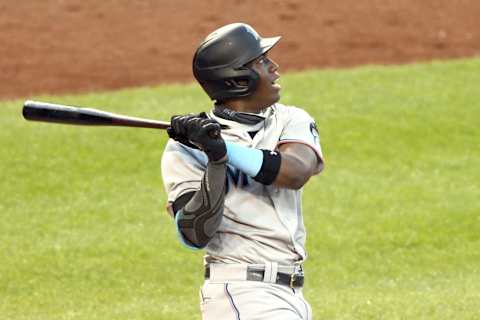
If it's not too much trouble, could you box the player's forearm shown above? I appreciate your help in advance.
[224,142,282,185]
[176,160,227,249]
[274,152,314,189]
[224,142,320,189]
[274,143,321,189]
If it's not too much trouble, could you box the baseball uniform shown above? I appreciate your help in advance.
[161,103,323,319]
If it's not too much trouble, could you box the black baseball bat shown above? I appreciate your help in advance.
[22,101,227,135]
[22,100,172,129]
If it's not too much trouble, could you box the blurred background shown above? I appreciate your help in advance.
[1,0,479,99]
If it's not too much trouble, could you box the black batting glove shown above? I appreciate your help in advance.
[168,113,227,162]
[167,114,199,149]
[184,117,226,162]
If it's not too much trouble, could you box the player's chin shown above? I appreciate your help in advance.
[270,87,281,103]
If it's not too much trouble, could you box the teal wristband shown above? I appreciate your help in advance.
[225,142,263,177]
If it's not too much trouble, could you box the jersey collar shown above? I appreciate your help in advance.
[209,105,274,132]
[212,106,266,125]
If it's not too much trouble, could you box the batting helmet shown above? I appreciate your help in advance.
[192,23,281,101]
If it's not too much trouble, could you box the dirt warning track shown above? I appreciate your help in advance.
[1,0,479,99]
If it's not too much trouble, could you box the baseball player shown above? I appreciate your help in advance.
[161,23,324,320]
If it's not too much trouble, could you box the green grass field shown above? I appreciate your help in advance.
[1,58,479,319]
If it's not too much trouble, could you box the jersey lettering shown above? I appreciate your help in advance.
[225,166,250,194]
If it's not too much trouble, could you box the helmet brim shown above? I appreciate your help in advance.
[260,36,281,54]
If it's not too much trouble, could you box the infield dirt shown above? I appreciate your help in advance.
[1,0,479,99]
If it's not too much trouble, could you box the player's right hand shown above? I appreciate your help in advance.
[168,113,227,162]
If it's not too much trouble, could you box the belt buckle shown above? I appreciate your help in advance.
[289,272,297,288]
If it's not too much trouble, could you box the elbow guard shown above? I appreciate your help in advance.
[175,161,226,248]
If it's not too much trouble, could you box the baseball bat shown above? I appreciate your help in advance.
[22,100,172,129]
[22,101,228,136]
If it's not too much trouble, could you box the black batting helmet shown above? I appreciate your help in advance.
[192,23,281,101]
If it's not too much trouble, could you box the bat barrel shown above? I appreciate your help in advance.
[23,100,115,126]
[22,100,172,129]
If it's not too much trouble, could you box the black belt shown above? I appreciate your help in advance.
[204,266,304,288]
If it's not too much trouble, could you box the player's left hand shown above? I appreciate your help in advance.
[167,113,200,149]
[168,113,227,162]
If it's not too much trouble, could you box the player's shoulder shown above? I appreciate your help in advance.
[163,139,185,154]
[162,139,207,164]
[271,103,315,121]
[163,139,199,157]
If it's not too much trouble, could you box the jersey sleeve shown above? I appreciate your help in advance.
[161,140,208,216]
[277,106,324,173]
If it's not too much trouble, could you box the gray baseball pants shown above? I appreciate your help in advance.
[199,263,312,320]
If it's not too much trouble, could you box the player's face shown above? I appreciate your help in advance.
[246,53,281,111]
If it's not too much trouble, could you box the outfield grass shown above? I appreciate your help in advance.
[1,58,479,319]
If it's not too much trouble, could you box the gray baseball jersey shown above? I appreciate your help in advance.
[161,103,323,265]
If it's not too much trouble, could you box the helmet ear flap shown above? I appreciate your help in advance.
[196,66,260,101]
[226,67,259,92]
[224,80,235,87]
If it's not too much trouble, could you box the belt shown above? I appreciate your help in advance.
[204,264,304,288]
